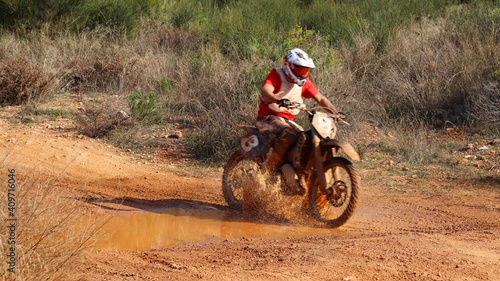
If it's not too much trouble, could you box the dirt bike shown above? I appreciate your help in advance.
[222,102,361,228]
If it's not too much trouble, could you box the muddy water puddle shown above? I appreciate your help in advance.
[90,209,339,251]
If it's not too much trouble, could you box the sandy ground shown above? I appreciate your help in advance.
[1,118,500,281]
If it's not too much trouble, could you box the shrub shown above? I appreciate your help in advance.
[156,77,174,94]
[75,98,131,138]
[1,0,81,29]
[65,55,124,92]
[373,14,499,127]
[75,0,140,34]
[127,91,164,125]
[135,0,162,16]
[0,0,12,26]
[466,82,500,132]
[2,0,161,34]
[0,57,55,105]
[169,2,202,29]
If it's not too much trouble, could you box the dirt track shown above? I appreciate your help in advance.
[2,120,500,281]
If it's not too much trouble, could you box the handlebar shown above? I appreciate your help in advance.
[284,102,351,126]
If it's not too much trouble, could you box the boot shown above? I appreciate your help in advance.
[281,163,305,196]
[263,128,296,170]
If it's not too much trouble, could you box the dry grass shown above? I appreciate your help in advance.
[0,157,104,281]
[0,7,497,163]
[75,96,132,138]
[65,55,125,93]
[0,57,56,105]
[345,18,499,127]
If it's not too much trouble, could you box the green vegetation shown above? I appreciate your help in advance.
[0,0,498,163]
[0,0,160,32]
[21,106,75,122]
[128,92,164,125]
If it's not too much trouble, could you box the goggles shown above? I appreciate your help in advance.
[290,64,311,78]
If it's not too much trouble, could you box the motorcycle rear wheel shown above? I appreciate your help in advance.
[222,151,257,211]
[308,157,359,228]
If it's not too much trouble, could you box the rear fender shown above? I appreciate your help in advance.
[237,125,259,135]
[321,139,360,161]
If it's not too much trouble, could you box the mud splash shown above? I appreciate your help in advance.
[90,208,338,251]
[241,166,310,223]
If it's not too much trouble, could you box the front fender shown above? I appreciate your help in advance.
[321,139,360,161]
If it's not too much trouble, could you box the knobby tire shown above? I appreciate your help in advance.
[308,157,359,228]
[222,150,248,211]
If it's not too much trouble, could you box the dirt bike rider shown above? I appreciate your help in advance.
[257,48,340,194]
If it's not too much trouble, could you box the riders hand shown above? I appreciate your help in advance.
[331,112,346,122]
[277,99,293,108]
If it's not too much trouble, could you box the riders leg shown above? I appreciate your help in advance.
[281,163,305,195]
[263,127,297,171]
[274,129,305,195]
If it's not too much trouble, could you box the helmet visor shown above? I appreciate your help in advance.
[290,64,310,78]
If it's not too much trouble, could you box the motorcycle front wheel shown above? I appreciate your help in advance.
[222,151,258,211]
[308,157,359,228]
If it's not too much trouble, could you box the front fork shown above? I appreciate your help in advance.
[311,127,333,195]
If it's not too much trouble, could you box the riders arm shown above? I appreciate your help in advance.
[260,83,279,104]
[312,93,339,115]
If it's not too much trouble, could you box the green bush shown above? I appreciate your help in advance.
[75,0,139,34]
[169,2,206,29]
[0,0,12,26]
[128,92,164,125]
[1,0,161,34]
[2,0,81,29]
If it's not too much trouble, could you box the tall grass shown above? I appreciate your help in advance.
[0,0,161,33]
[364,5,499,128]
[0,0,498,163]
[0,158,103,280]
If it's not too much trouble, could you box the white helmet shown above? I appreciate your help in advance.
[285,48,316,69]
[283,48,315,86]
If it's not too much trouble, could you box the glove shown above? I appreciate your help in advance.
[277,98,293,108]
[336,112,346,119]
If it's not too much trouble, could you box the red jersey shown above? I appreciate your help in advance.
[257,68,319,120]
